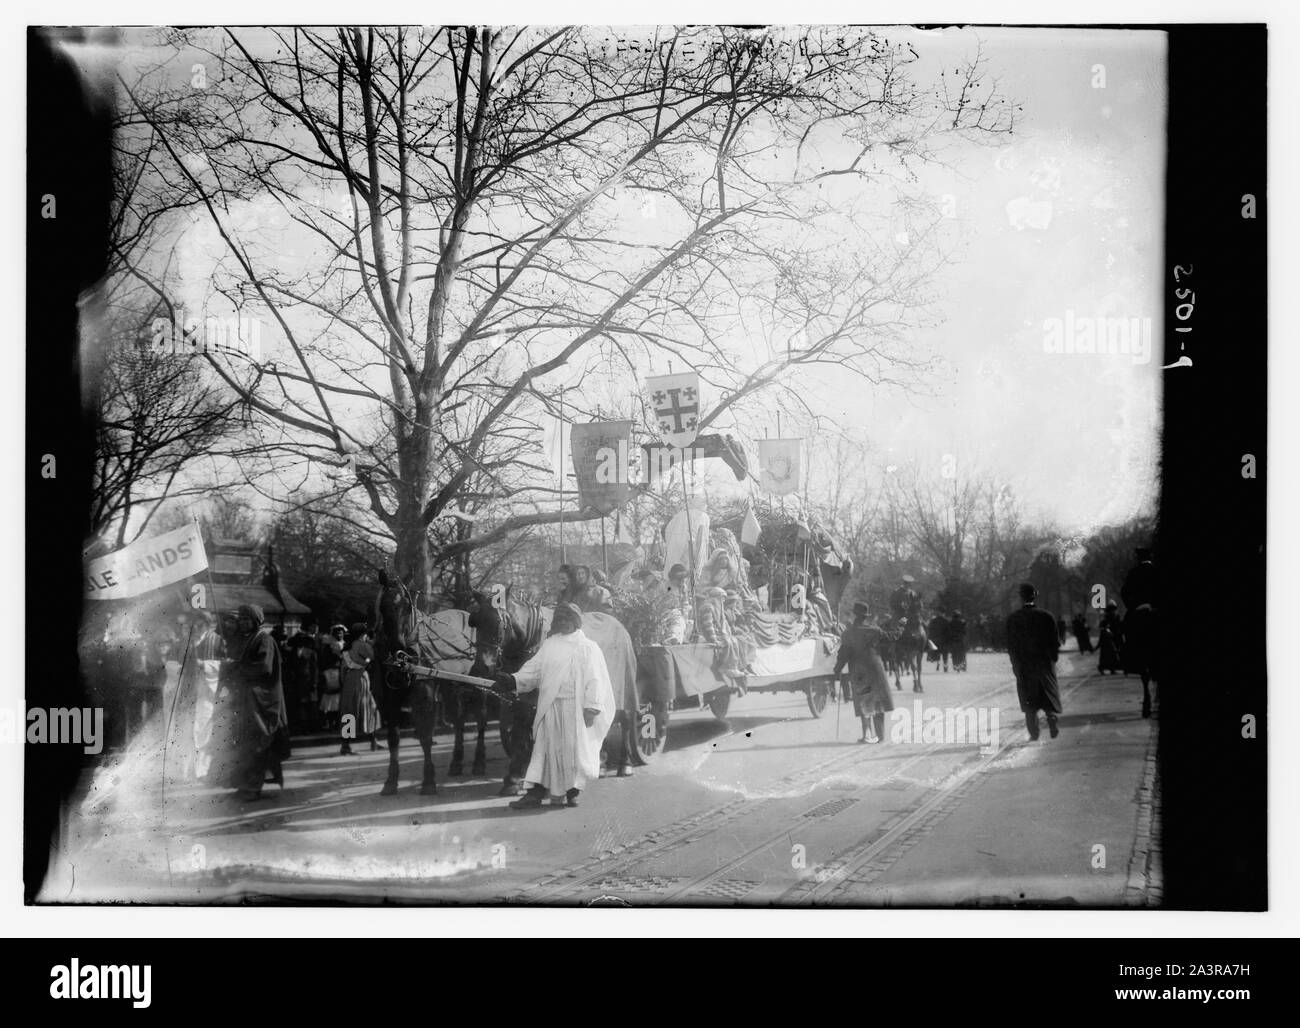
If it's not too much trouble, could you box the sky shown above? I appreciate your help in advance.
[701,26,1167,535]
[109,25,1166,541]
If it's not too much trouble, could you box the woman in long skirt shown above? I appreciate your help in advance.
[338,623,380,754]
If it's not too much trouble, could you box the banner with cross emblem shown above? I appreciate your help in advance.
[645,372,703,449]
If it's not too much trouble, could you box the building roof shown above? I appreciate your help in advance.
[211,582,312,617]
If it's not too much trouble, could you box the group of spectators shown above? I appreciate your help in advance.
[280,620,382,753]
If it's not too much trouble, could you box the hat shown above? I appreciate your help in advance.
[901,574,915,584]
[1106,599,1118,609]
[852,600,870,618]
[1018,583,1037,603]
[238,604,265,626]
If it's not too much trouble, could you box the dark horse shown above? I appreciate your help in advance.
[373,572,544,795]
[890,616,928,693]
[1123,605,1157,719]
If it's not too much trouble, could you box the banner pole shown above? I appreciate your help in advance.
[600,515,609,576]
[680,461,698,607]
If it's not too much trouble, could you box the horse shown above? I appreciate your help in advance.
[452,589,546,776]
[1122,605,1157,719]
[372,572,544,795]
[890,615,928,693]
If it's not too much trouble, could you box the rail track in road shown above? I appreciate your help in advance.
[515,668,1098,905]
[779,673,1102,906]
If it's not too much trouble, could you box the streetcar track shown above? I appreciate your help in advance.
[519,668,1082,903]
[779,673,1100,906]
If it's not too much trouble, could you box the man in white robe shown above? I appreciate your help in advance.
[501,603,615,809]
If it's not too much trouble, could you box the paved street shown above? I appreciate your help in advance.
[44,649,1160,907]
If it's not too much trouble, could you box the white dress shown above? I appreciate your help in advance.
[513,629,615,796]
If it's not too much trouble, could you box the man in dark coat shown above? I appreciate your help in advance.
[834,601,895,744]
[1005,583,1062,740]
[226,604,290,801]
[1071,612,1093,653]
[1120,546,1157,716]
[1098,600,1124,674]
[927,612,950,671]
[284,620,320,727]
[947,610,968,671]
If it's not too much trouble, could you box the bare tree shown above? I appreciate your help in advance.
[113,25,1015,601]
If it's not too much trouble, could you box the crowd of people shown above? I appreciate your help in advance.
[96,542,1157,810]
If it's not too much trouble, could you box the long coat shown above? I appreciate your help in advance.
[1006,604,1062,714]
[834,622,895,714]
[227,624,290,790]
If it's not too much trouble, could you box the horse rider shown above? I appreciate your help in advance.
[889,574,921,623]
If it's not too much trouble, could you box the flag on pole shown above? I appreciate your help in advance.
[757,438,802,495]
[570,420,634,515]
[84,521,209,600]
[645,372,702,449]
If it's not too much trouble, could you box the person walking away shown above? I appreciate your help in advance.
[1071,612,1093,654]
[947,609,968,672]
[834,601,895,743]
[1006,583,1062,741]
[339,623,380,754]
[1097,601,1124,674]
[927,611,950,672]
[1120,546,1158,717]
[496,604,614,809]
[226,604,290,801]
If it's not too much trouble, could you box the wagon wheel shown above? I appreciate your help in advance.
[706,688,732,720]
[631,699,670,765]
[805,678,832,718]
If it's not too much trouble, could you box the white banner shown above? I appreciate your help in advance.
[646,372,702,449]
[758,438,802,495]
[85,522,209,601]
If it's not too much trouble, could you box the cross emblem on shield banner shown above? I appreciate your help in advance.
[646,372,702,449]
